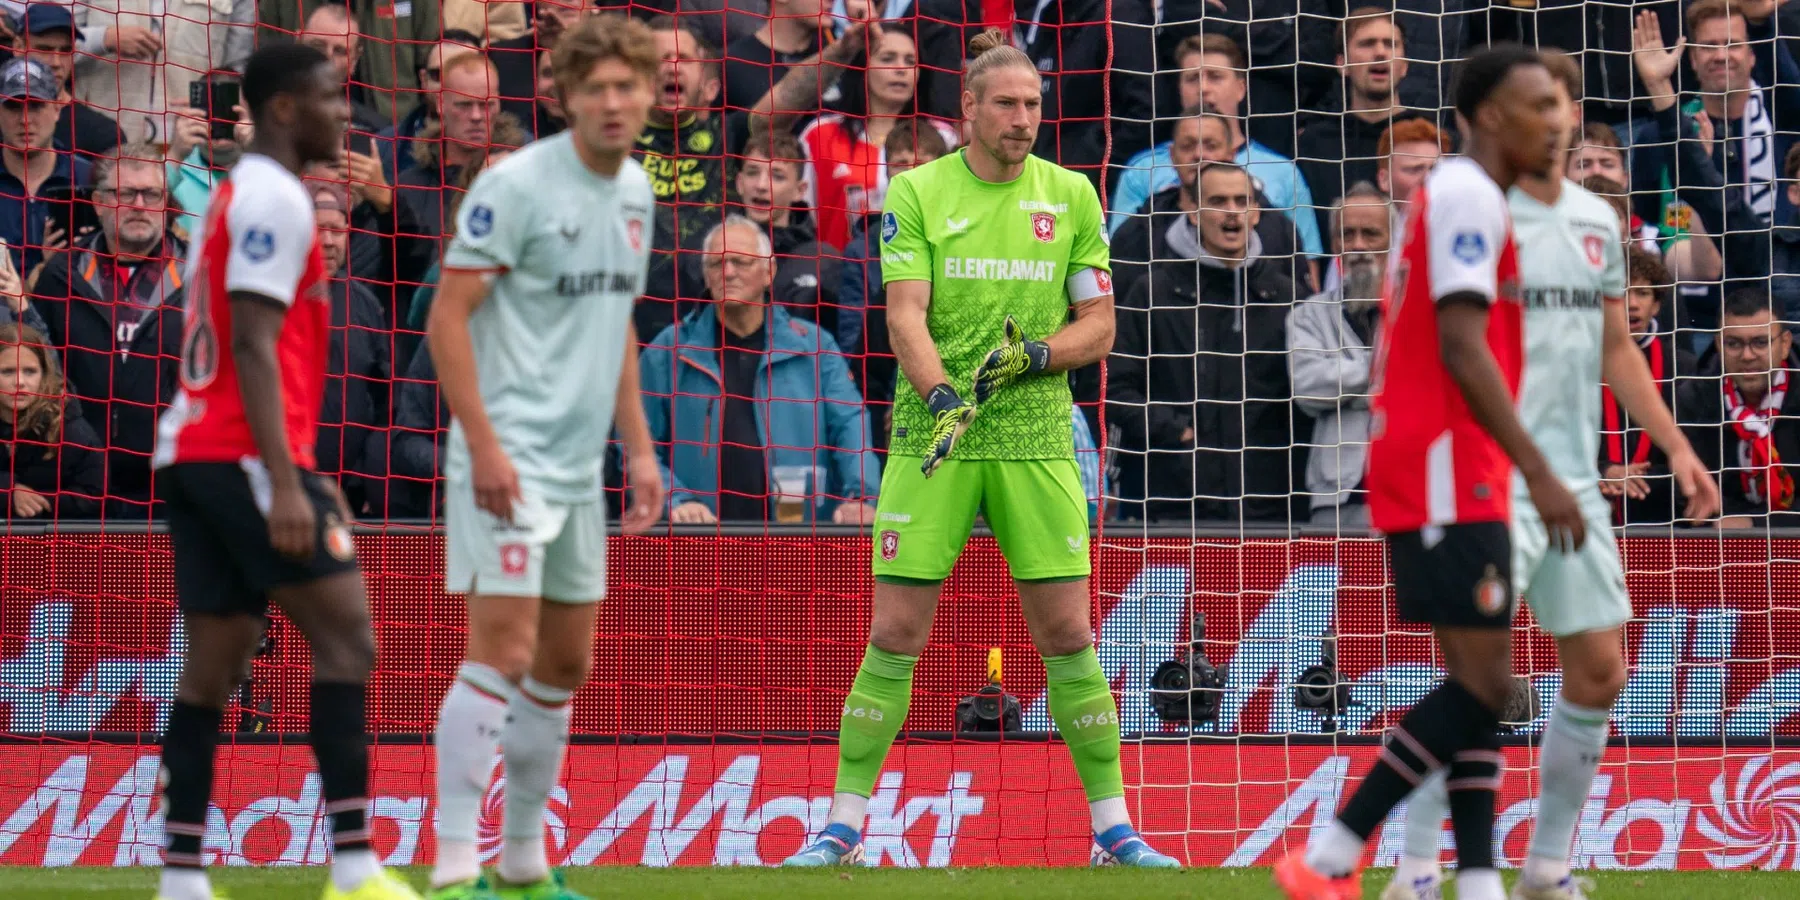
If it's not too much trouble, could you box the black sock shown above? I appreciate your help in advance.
[310,680,371,854]
[160,701,222,869]
[1448,729,1505,871]
[1338,680,1499,839]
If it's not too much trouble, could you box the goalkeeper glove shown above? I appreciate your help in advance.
[921,383,976,478]
[972,315,1051,405]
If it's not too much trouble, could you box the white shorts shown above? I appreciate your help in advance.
[445,480,608,604]
[1512,510,1630,637]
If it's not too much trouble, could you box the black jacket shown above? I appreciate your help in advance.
[1109,185,1299,313]
[29,231,186,510]
[1678,351,1800,526]
[1015,0,1156,190]
[318,278,391,515]
[635,111,729,340]
[386,341,448,520]
[0,415,103,518]
[1108,232,1300,524]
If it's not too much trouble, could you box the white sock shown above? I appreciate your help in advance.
[157,868,212,900]
[1526,696,1610,883]
[1456,867,1506,900]
[1393,854,1442,890]
[330,848,382,893]
[1402,769,1450,864]
[1303,819,1365,878]
[1090,796,1131,834]
[497,677,572,885]
[828,791,869,831]
[433,662,513,887]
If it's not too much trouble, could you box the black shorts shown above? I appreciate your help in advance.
[160,462,360,617]
[1387,521,1515,628]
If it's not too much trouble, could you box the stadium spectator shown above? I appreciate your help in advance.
[1294,9,1421,242]
[1287,183,1388,528]
[1014,0,1153,189]
[1680,290,1800,528]
[382,33,484,175]
[63,0,165,143]
[836,119,943,414]
[28,141,182,518]
[1109,109,1299,313]
[12,4,124,158]
[755,21,956,252]
[1108,162,1296,524]
[257,0,439,124]
[1603,248,1697,526]
[1632,4,1800,239]
[1582,174,1660,259]
[162,70,250,237]
[0,323,100,517]
[386,340,447,519]
[298,2,388,134]
[308,178,390,517]
[488,0,586,131]
[1375,116,1447,212]
[397,52,509,242]
[722,0,832,115]
[1291,0,1467,123]
[1568,121,1627,186]
[637,15,726,336]
[1153,35,1321,260]
[721,126,841,330]
[640,215,879,524]
[0,59,90,275]
[532,47,567,138]
[1772,145,1800,325]
[158,0,255,140]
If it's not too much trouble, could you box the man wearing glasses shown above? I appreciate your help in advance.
[28,140,187,519]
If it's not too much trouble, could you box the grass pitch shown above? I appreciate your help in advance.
[0,867,1793,899]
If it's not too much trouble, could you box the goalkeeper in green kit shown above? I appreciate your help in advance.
[782,28,1179,869]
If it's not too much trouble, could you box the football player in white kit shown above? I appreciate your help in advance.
[423,15,666,900]
[1381,53,1720,900]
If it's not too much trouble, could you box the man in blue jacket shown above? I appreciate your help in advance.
[641,215,880,525]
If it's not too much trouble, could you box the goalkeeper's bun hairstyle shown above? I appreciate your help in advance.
[966,28,1036,95]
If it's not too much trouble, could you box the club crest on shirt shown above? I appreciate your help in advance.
[1031,212,1055,243]
[323,514,356,561]
[1451,230,1487,265]
[1474,564,1510,617]
[1583,234,1606,268]
[467,204,495,238]
[500,542,529,577]
[627,219,643,252]
[879,529,899,561]
[242,227,275,262]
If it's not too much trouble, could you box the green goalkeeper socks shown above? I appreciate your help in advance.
[1045,647,1126,802]
[833,645,918,798]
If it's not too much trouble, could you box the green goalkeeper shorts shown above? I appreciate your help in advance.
[871,456,1091,583]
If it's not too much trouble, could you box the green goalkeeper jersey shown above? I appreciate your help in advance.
[880,150,1111,460]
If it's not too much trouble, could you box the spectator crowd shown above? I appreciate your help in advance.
[0,0,1792,530]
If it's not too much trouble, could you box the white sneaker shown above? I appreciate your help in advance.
[1511,875,1594,900]
[1381,867,1443,900]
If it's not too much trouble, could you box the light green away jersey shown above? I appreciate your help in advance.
[1507,180,1627,518]
[880,150,1110,460]
[442,134,654,502]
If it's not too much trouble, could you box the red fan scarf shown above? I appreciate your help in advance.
[1723,368,1795,511]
